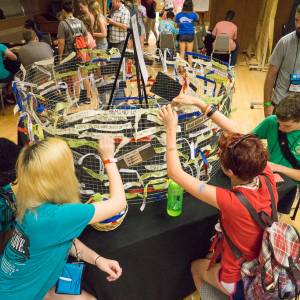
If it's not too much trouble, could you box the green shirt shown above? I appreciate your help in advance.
[0,43,11,80]
[253,115,300,168]
[0,202,95,300]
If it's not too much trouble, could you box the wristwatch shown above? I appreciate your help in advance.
[103,158,118,165]
[206,105,218,118]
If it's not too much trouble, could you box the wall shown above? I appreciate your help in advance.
[273,0,294,45]
[0,0,52,31]
[209,0,295,52]
[209,0,263,51]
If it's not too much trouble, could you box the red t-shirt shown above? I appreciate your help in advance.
[216,166,278,283]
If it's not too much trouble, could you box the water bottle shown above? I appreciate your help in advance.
[167,180,184,217]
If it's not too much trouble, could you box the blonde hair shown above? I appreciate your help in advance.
[81,13,93,33]
[89,0,102,18]
[16,138,80,221]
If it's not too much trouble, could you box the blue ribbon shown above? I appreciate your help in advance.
[196,148,209,166]
[91,57,121,63]
[196,75,217,96]
[184,52,210,61]
[12,82,23,111]
[178,111,202,121]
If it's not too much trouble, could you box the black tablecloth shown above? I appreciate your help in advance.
[80,169,297,300]
[80,196,218,300]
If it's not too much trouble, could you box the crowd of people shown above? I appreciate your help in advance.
[0,1,300,299]
[0,0,241,106]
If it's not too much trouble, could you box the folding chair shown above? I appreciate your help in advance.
[250,102,263,109]
[159,31,176,53]
[159,31,177,63]
[0,82,8,115]
[212,34,231,66]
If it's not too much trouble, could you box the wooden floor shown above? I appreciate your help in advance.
[0,54,299,300]
[0,57,265,141]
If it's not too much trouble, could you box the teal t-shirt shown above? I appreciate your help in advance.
[0,44,11,80]
[0,202,95,300]
[253,115,300,167]
[0,184,16,232]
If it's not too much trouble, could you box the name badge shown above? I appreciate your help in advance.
[289,74,300,92]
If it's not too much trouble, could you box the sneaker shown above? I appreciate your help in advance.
[83,98,91,105]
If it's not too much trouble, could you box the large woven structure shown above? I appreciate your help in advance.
[13,49,234,210]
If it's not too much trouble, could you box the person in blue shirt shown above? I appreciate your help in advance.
[175,0,199,65]
[0,138,21,253]
[0,136,127,300]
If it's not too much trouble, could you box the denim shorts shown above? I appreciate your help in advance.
[179,34,194,42]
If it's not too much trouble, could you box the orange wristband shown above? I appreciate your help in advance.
[103,158,117,165]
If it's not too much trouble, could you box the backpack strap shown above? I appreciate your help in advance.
[64,18,84,35]
[234,175,278,230]
[278,128,300,169]
[219,220,243,260]
[64,19,76,52]
[261,175,278,222]
[64,19,75,35]
[221,175,278,260]
[234,190,267,230]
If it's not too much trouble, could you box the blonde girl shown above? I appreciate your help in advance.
[89,0,108,50]
[0,136,126,300]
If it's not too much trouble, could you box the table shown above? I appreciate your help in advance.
[81,196,218,300]
[80,170,297,300]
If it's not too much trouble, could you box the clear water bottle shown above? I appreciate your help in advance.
[167,180,184,217]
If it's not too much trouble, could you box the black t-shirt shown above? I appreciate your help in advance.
[142,0,156,19]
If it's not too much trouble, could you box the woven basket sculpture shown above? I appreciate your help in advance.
[13,50,234,214]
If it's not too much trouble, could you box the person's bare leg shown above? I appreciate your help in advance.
[186,41,194,65]
[80,69,92,99]
[73,75,80,99]
[145,19,150,44]
[44,287,96,300]
[140,35,145,50]
[179,42,186,61]
[191,258,231,296]
[84,79,92,99]
[128,39,133,50]
[151,19,158,41]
